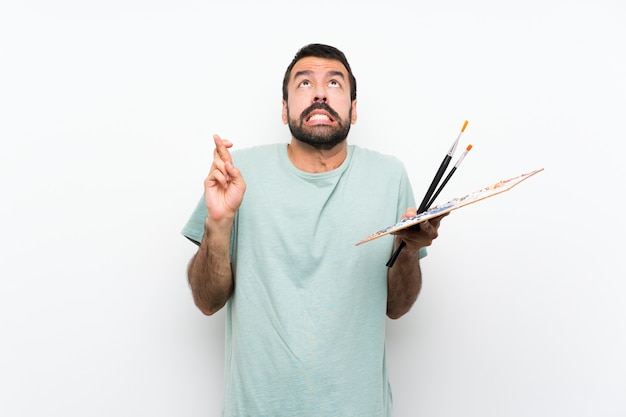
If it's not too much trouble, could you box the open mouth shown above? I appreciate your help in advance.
[305,111,335,124]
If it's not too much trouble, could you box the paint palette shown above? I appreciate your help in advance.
[356,168,544,246]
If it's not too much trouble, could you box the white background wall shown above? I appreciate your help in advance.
[1,1,625,416]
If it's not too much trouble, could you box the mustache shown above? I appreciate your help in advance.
[300,102,341,122]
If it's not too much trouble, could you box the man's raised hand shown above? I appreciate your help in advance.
[204,134,246,223]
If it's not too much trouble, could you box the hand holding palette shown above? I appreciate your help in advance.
[369,120,543,267]
[358,167,544,248]
[357,167,544,248]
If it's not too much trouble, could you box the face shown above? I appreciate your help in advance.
[282,57,357,150]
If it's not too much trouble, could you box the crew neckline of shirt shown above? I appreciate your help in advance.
[280,144,354,179]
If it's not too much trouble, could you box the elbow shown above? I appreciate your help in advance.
[386,294,419,319]
[194,297,227,316]
[188,280,231,315]
[198,306,220,316]
[386,311,403,320]
[386,306,411,320]
[190,280,232,316]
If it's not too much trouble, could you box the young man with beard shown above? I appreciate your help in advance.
[182,43,446,417]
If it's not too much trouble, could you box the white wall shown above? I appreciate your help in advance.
[1,1,625,416]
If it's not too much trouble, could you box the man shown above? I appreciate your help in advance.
[182,43,445,416]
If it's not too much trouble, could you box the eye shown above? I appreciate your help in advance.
[298,80,311,88]
[328,80,340,88]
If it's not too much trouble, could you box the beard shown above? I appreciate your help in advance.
[287,102,352,151]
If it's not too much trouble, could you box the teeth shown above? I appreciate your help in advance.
[309,114,330,121]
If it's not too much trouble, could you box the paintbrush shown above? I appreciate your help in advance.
[426,144,473,209]
[386,120,469,267]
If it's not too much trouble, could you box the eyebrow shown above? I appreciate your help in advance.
[293,69,346,81]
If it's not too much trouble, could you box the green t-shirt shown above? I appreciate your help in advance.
[182,144,423,417]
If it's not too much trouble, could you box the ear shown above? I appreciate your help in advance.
[351,99,358,124]
[281,100,288,124]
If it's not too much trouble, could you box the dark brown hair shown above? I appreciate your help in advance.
[282,43,357,101]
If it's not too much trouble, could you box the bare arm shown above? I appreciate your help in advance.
[386,210,447,319]
[187,217,235,315]
[187,134,246,315]
[386,239,422,319]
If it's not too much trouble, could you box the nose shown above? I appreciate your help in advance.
[313,85,327,103]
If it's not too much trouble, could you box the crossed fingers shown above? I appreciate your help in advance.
[209,134,234,188]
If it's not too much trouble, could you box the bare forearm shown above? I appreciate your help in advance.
[187,219,234,315]
[386,243,422,319]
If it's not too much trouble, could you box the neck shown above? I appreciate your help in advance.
[287,139,348,173]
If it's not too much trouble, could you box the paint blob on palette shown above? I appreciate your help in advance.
[355,168,544,246]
